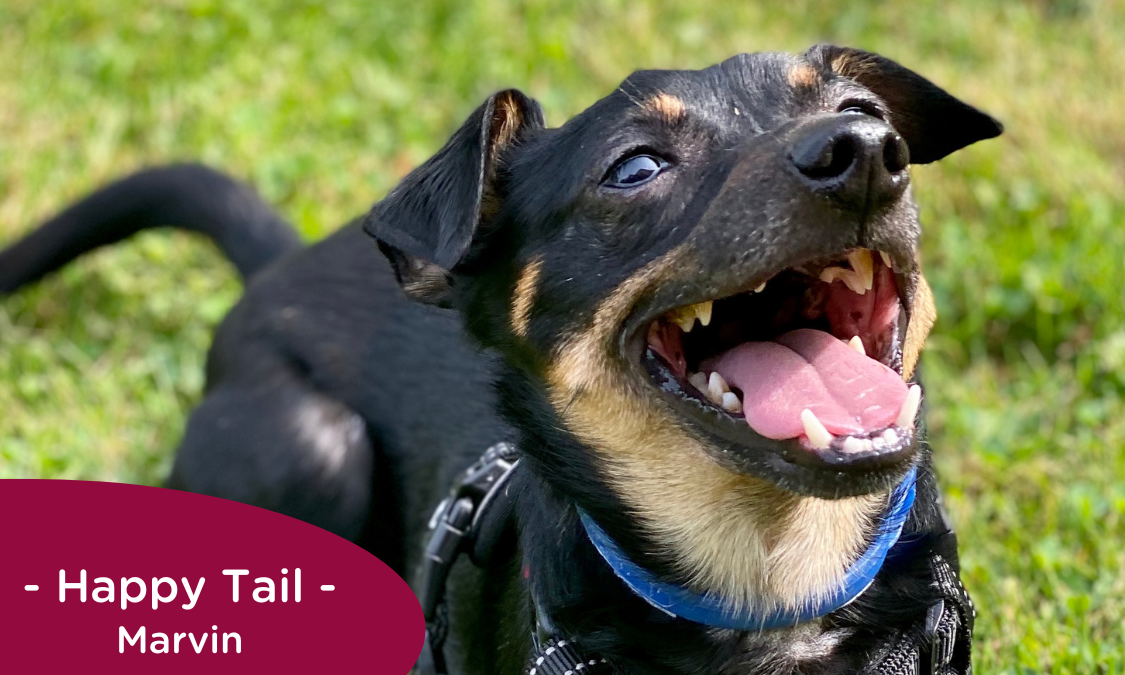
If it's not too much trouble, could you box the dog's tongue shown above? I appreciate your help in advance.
[704,328,908,440]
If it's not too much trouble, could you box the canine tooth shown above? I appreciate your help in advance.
[721,392,742,413]
[879,250,893,269]
[754,281,767,293]
[819,266,867,295]
[882,428,899,445]
[842,270,868,295]
[707,372,730,403]
[800,409,834,450]
[689,372,708,393]
[896,384,922,428]
[668,301,713,332]
[819,266,847,284]
[842,437,866,453]
[696,300,713,327]
[848,249,875,291]
[848,335,866,356]
[670,310,696,332]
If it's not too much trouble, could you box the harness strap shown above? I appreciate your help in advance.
[417,442,521,675]
[525,638,611,675]
[865,554,974,675]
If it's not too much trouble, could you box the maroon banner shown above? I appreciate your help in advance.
[0,480,423,673]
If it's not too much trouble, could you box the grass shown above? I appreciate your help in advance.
[1,0,1123,670]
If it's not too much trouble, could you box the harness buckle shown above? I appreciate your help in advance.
[416,442,520,675]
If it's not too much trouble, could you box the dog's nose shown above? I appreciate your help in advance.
[788,115,910,212]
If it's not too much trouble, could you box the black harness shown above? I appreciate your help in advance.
[415,444,974,675]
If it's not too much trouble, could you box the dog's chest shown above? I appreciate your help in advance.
[717,622,852,675]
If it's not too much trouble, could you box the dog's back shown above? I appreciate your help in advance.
[174,220,512,570]
[0,164,509,574]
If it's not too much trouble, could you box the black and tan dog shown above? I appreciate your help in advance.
[0,45,1001,673]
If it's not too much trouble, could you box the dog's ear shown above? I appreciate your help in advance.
[808,45,1003,164]
[364,89,544,306]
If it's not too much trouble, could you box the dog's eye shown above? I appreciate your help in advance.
[604,154,668,188]
[838,100,885,120]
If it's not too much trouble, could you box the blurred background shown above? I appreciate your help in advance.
[1,0,1122,670]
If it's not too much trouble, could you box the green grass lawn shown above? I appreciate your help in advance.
[2,0,1123,670]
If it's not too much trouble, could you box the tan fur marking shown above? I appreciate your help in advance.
[491,92,523,153]
[481,92,526,222]
[903,271,936,380]
[830,52,877,79]
[547,248,885,612]
[510,256,544,338]
[643,93,687,122]
[787,63,820,88]
[830,53,854,76]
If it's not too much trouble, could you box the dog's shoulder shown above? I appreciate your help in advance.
[209,220,515,462]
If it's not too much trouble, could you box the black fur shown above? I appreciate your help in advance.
[0,164,301,292]
[1,46,1001,673]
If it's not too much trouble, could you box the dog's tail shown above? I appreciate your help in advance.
[0,163,303,294]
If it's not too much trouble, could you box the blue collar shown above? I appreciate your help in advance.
[578,466,917,631]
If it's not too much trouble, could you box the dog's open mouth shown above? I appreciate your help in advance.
[643,249,918,460]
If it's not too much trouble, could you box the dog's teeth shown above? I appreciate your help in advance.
[670,310,697,333]
[842,437,866,453]
[696,300,713,327]
[872,435,887,450]
[882,428,899,445]
[668,301,713,332]
[663,305,692,331]
[800,409,834,450]
[689,372,708,393]
[861,438,874,452]
[721,392,742,413]
[848,335,866,356]
[896,384,922,428]
[879,250,893,269]
[842,270,868,295]
[848,249,875,291]
[707,372,730,403]
[754,281,767,293]
[819,266,846,284]
[819,266,868,296]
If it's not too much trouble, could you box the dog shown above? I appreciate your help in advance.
[0,45,1001,673]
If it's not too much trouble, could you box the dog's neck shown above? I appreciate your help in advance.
[501,366,910,671]
[511,467,891,674]
[575,467,916,631]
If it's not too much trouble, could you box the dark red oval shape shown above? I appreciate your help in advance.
[0,480,423,673]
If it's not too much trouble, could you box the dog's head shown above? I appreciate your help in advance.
[366,46,1000,610]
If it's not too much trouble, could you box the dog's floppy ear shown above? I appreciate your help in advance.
[808,45,1003,164]
[364,89,544,306]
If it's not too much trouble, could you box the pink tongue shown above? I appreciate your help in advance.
[703,328,908,440]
